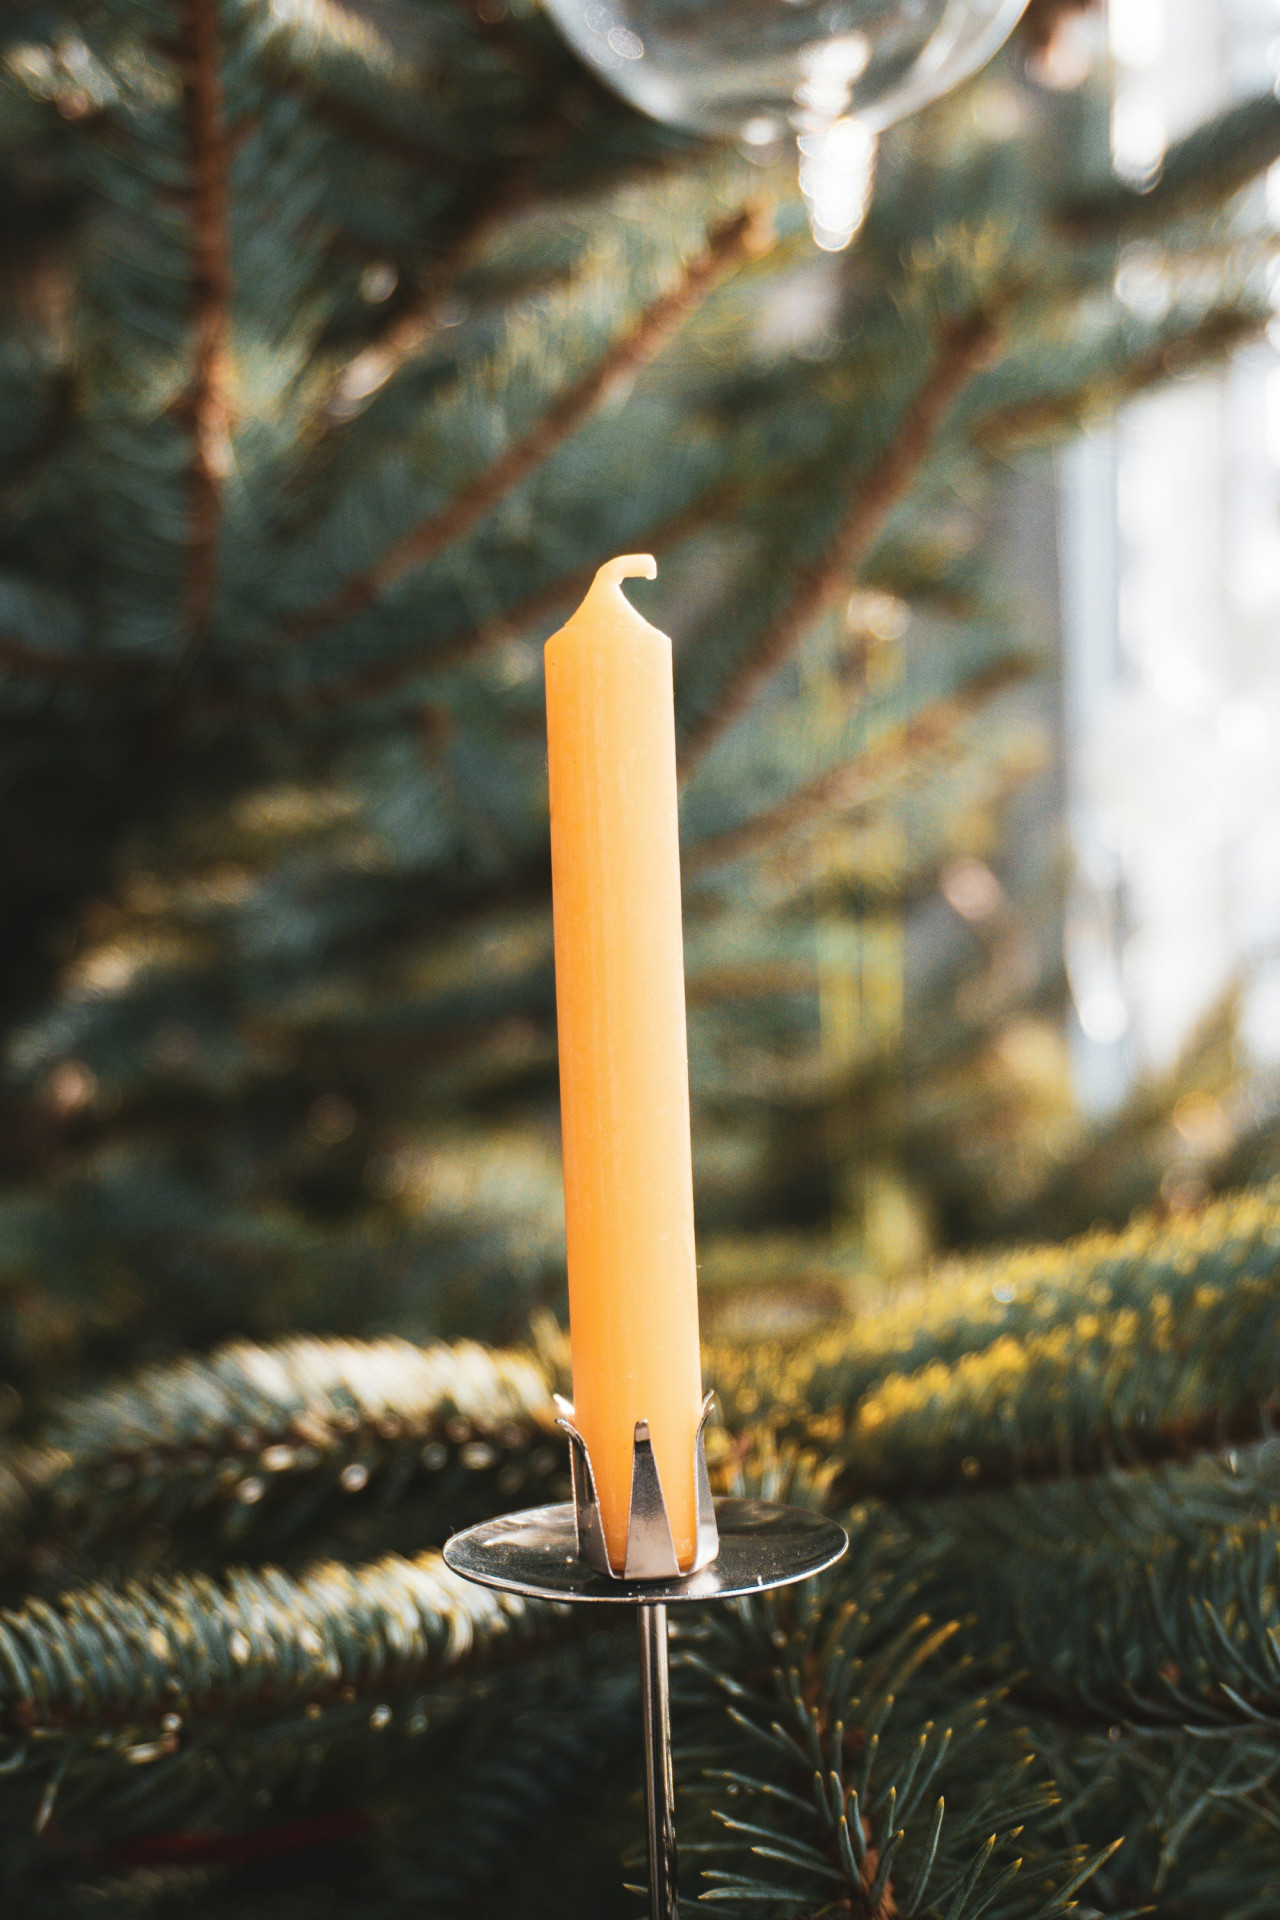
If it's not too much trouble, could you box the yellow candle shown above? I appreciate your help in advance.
[545,555,703,1572]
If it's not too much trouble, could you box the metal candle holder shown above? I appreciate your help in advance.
[444,1393,848,1919]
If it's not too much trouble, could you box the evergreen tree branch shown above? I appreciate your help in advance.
[677,309,1001,774]
[374,1653,638,1917]
[959,1490,1280,1734]
[279,82,467,176]
[1058,89,1280,238]
[243,0,565,188]
[0,635,138,685]
[683,658,1028,880]
[24,1634,635,1895]
[178,0,233,658]
[239,487,733,713]
[0,368,78,514]
[935,1488,1280,1894]
[286,204,772,635]
[682,1523,1112,1919]
[0,1546,560,1738]
[45,1173,1280,1570]
[321,157,552,424]
[715,1184,1280,1503]
[462,0,564,88]
[305,0,583,433]
[972,305,1264,452]
[25,1337,557,1550]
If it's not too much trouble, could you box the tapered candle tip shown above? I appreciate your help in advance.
[593,553,657,589]
[547,554,665,655]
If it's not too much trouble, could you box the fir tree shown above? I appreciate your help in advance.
[0,0,1277,1912]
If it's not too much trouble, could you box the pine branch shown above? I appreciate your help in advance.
[321,158,551,424]
[0,368,77,512]
[973,306,1263,452]
[48,1635,636,1900]
[1058,89,1280,238]
[387,1655,638,1916]
[286,204,772,636]
[936,1488,1280,1895]
[683,659,1027,880]
[238,487,732,714]
[322,99,468,178]
[682,1523,1109,1920]
[461,0,563,88]
[0,1546,560,1738]
[0,635,138,686]
[258,66,469,181]
[714,1184,1280,1504]
[177,0,233,658]
[677,310,1000,774]
[961,1488,1280,1734]
[26,1337,557,1550]
[314,11,583,433]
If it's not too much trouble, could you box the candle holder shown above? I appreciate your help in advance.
[444,1393,848,1920]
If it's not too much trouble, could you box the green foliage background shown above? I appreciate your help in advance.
[0,0,1277,1911]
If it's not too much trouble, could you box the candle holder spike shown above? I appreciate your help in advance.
[446,1386,848,1920]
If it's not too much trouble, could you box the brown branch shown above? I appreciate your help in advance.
[178,0,233,656]
[678,310,1001,776]
[1017,0,1097,55]
[972,305,1261,452]
[230,487,733,716]
[303,128,694,436]
[683,658,1027,879]
[265,75,468,180]
[0,634,138,685]
[287,204,773,637]
[307,0,587,430]
[321,155,554,426]
[462,0,560,89]
[422,487,731,674]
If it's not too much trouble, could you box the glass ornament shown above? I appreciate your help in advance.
[541,0,1031,249]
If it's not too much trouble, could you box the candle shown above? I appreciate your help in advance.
[545,554,703,1572]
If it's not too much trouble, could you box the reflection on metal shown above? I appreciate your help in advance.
[443,1494,848,1606]
[554,1391,720,1580]
[692,1392,719,1570]
[625,1420,681,1579]
[554,1395,611,1575]
[637,1601,677,1920]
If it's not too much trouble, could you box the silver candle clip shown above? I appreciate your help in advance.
[554,1392,719,1580]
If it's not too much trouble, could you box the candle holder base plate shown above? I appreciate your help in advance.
[443,1496,847,1604]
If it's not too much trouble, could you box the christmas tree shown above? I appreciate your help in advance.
[0,0,1278,1911]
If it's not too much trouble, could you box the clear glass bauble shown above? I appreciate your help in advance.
[541,0,1031,248]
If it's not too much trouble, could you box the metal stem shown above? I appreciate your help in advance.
[637,1601,678,1920]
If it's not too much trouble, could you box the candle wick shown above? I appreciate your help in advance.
[593,553,657,591]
